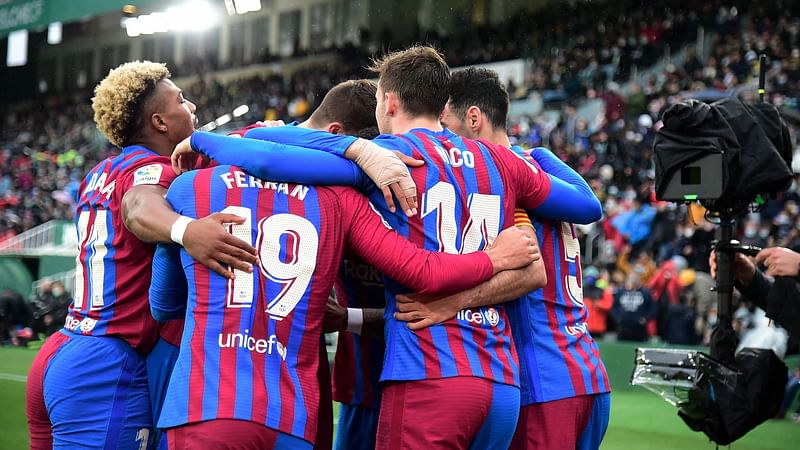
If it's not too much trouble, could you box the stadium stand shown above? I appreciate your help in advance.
[0,0,799,353]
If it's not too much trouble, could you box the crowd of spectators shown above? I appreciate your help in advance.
[1,0,800,362]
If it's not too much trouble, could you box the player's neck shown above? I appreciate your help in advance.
[388,114,443,135]
[475,129,511,148]
[129,136,174,157]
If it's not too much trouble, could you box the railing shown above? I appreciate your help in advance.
[32,269,77,296]
[0,220,77,257]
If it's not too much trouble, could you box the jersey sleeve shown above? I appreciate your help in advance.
[190,131,365,186]
[337,188,495,294]
[164,172,196,215]
[484,141,552,210]
[524,147,603,224]
[514,208,535,232]
[149,243,188,322]
[244,125,357,156]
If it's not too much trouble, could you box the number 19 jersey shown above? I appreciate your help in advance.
[152,165,498,445]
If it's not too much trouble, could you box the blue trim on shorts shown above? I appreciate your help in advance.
[334,403,380,450]
[146,338,181,450]
[577,393,611,450]
[469,383,521,450]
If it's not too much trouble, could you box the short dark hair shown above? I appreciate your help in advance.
[309,79,377,136]
[448,67,509,130]
[368,45,450,118]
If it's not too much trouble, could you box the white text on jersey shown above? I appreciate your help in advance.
[83,172,116,200]
[220,170,309,200]
[218,330,287,360]
[432,144,475,169]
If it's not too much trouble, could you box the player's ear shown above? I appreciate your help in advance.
[327,122,344,135]
[384,92,397,117]
[467,106,482,132]
[151,113,168,133]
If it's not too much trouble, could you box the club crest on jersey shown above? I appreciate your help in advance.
[565,322,589,337]
[132,164,163,186]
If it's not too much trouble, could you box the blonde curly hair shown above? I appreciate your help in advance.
[92,61,170,147]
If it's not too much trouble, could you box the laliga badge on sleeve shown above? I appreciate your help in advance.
[133,164,164,186]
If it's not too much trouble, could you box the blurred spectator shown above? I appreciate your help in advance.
[0,289,33,346]
[612,274,657,342]
[778,365,800,421]
[585,267,613,338]
[661,294,701,345]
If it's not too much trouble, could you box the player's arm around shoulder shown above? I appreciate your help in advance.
[122,169,257,280]
[394,210,545,331]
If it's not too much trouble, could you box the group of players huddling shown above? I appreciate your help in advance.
[24,45,610,450]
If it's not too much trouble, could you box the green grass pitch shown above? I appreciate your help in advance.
[0,345,797,449]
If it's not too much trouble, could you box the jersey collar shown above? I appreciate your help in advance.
[407,127,458,140]
[121,145,160,157]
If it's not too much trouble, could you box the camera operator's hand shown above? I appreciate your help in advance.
[709,249,757,286]
[755,247,800,278]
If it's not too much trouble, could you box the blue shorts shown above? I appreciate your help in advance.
[334,403,380,450]
[146,338,180,450]
[577,393,611,450]
[468,382,521,450]
[43,332,153,450]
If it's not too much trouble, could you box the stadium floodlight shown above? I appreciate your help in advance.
[234,0,262,15]
[122,2,220,36]
[215,114,232,127]
[124,18,140,37]
[150,12,169,34]
[7,29,28,67]
[224,0,236,16]
[137,14,155,35]
[233,105,249,117]
[189,1,219,30]
[200,121,217,132]
[47,22,62,45]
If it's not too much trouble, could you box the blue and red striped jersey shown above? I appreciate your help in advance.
[505,218,611,405]
[361,128,551,387]
[66,145,176,354]
[331,253,385,409]
[150,165,497,444]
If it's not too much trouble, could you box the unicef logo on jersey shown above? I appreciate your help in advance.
[456,307,500,327]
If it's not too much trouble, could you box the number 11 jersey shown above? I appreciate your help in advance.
[67,145,176,354]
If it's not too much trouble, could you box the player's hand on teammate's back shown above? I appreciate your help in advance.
[485,226,540,273]
[392,151,425,168]
[344,138,419,217]
[394,292,463,331]
[183,213,259,279]
[322,295,348,333]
